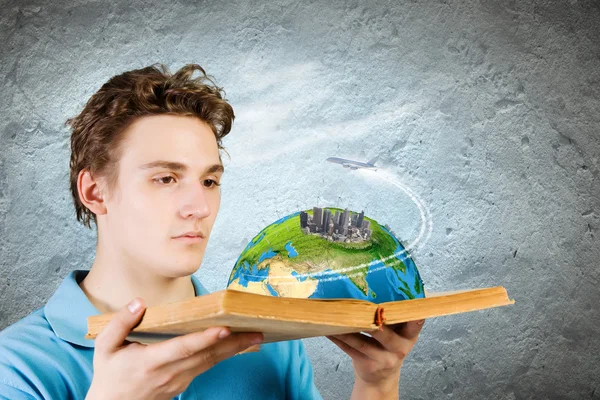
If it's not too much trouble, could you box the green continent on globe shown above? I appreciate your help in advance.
[227,207,425,304]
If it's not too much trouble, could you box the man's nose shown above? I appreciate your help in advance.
[179,182,211,219]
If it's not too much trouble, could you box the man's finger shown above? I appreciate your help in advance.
[365,320,425,355]
[173,331,264,375]
[95,298,146,354]
[328,332,386,360]
[148,326,230,365]
[326,335,371,363]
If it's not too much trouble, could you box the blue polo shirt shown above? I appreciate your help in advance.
[0,270,323,399]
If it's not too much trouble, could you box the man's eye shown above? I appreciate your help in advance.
[154,176,175,185]
[203,179,221,188]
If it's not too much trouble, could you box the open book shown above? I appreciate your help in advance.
[85,286,515,345]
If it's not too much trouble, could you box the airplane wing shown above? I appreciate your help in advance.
[367,156,379,166]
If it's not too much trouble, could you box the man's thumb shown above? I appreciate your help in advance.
[95,298,146,353]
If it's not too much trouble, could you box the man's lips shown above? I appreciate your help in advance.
[174,231,206,239]
[173,232,206,243]
[173,234,205,243]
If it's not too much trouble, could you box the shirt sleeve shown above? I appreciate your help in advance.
[0,382,39,400]
[286,340,324,400]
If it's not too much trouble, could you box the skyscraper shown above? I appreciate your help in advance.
[300,211,308,228]
[313,207,323,231]
[340,208,350,235]
[322,210,331,233]
[357,211,365,228]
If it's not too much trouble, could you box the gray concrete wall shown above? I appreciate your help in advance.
[1,0,599,398]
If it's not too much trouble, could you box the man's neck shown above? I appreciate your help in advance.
[79,248,197,314]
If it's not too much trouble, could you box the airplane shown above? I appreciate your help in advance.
[326,156,379,170]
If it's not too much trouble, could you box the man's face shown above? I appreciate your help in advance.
[99,114,223,278]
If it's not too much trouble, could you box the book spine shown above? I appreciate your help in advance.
[375,306,385,330]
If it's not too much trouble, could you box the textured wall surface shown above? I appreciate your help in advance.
[1,0,599,398]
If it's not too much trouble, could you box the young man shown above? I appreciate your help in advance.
[0,64,425,399]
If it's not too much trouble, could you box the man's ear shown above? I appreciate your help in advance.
[77,169,108,217]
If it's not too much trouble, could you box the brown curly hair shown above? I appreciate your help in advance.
[65,63,234,229]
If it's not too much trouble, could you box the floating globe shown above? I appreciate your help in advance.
[227,207,425,303]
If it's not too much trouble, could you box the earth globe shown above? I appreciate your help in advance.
[227,207,425,303]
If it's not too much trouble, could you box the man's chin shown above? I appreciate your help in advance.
[164,254,205,277]
[156,265,200,279]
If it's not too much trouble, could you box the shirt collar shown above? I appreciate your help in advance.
[44,270,210,348]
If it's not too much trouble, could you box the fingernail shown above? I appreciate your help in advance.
[251,334,264,344]
[127,299,142,314]
[417,319,425,325]
[218,329,230,339]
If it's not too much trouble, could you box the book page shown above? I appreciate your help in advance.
[383,286,515,324]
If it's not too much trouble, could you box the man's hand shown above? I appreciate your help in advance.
[327,319,425,399]
[85,298,263,400]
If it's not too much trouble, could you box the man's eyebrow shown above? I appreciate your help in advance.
[205,163,225,174]
[139,160,224,174]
